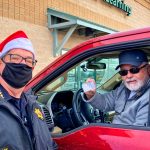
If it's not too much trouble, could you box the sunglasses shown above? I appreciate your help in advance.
[118,64,147,76]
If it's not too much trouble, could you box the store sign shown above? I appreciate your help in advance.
[104,0,132,16]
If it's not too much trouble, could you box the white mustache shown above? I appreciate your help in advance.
[125,78,137,83]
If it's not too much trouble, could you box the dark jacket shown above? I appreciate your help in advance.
[0,90,56,150]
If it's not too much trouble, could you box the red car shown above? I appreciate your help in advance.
[26,27,150,150]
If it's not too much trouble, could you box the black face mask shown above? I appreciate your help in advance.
[2,63,32,88]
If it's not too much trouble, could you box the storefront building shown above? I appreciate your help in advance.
[0,0,150,75]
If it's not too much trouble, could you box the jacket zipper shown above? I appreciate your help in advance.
[0,105,34,150]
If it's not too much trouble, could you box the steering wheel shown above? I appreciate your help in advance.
[72,88,104,127]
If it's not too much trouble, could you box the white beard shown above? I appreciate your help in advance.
[124,77,148,91]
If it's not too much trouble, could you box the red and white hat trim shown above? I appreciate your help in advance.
[0,30,35,58]
[0,38,34,58]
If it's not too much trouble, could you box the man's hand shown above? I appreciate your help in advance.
[82,78,96,100]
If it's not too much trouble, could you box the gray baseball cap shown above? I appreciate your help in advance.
[115,50,148,70]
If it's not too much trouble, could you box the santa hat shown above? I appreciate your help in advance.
[0,30,35,58]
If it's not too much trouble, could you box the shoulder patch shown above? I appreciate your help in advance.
[34,108,44,120]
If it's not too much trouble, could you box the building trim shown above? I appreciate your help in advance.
[47,8,117,56]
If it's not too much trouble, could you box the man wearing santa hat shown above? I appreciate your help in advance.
[0,31,57,149]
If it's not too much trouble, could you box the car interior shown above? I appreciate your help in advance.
[34,45,150,135]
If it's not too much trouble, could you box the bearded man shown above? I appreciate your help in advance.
[82,50,150,126]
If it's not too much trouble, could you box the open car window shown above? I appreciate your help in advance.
[36,52,122,133]
[37,57,119,94]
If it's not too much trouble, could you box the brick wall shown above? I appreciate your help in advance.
[48,0,150,31]
[0,0,47,26]
[0,0,150,30]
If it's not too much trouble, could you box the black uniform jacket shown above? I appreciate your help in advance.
[0,89,56,150]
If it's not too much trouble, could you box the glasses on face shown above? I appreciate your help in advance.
[118,64,147,76]
[2,54,37,67]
